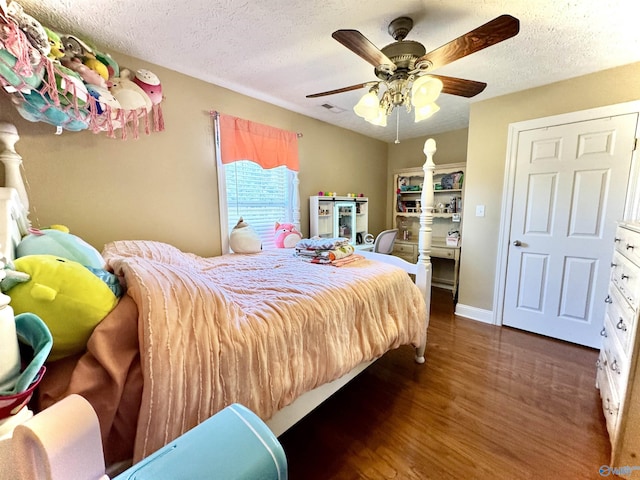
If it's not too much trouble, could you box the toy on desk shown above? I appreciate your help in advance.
[446,230,460,247]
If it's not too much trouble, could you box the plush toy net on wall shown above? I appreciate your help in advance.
[0,1,164,139]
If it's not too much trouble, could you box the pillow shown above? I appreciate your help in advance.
[102,240,186,264]
[274,222,303,248]
[17,227,105,269]
[229,218,262,254]
[5,255,118,361]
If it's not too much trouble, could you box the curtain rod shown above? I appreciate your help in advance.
[210,110,303,137]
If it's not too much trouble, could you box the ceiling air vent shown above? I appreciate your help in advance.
[320,103,346,113]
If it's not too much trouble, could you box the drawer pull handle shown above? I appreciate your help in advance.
[605,295,613,304]
[600,327,608,337]
[621,273,630,280]
[627,244,636,251]
[611,262,618,268]
[611,359,620,374]
[596,358,603,369]
[617,318,628,332]
[615,237,622,243]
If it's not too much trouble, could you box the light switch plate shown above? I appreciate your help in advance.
[475,205,485,217]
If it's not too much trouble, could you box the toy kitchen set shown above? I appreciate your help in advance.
[309,194,371,250]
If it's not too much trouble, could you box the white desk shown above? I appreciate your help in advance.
[392,239,461,298]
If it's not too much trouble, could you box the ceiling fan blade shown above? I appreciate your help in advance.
[332,29,394,68]
[430,75,487,98]
[416,14,520,71]
[306,82,375,98]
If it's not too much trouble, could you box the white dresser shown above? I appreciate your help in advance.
[598,222,640,472]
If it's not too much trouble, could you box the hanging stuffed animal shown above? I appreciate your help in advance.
[132,68,164,131]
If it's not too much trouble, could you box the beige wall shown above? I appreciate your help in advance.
[387,128,469,170]
[459,62,640,313]
[0,53,387,256]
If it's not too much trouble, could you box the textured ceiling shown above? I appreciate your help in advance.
[14,0,640,143]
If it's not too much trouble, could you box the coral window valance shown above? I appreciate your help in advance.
[218,113,299,171]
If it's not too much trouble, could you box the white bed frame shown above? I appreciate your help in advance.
[267,141,436,435]
[0,123,435,473]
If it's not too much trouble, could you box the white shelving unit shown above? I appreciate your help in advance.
[392,163,465,297]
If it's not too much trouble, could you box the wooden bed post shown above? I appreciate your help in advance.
[0,123,29,214]
[413,138,435,363]
[292,171,301,232]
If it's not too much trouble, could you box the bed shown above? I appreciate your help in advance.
[0,122,437,469]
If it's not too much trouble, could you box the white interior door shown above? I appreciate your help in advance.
[503,113,638,348]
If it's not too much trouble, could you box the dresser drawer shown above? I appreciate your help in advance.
[607,285,636,353]
[615,225,640,266]
[601,323,628,396]
[611,250,640,309]
[393,253,415,263]
[597,350,620,442]
[393,243,416,255]
[431,246,455,259]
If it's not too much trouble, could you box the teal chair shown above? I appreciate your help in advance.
[115,403,287,480]
[11,395,287,480]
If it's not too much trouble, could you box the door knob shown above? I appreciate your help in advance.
[513,240,522,246]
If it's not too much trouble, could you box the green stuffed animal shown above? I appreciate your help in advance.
[2,255,119,362]
[16,226,105,269]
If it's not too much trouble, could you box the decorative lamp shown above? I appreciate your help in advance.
[353,88,381,122]
[410,75,443,108]
[414,102,440,123]
[367,108,388,127]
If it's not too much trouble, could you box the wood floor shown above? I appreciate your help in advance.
[279,288,612,480]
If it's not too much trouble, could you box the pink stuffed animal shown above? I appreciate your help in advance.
[132,69,163,105]
[61,57,107,89]
[274,222,302,248]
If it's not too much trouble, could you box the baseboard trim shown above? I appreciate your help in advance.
[454,303,494,324]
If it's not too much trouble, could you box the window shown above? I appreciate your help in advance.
[223,161,297,250]
[214,113,300,252]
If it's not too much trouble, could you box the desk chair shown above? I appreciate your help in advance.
[373,229,398,255]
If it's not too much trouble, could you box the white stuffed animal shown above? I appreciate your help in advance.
[229,217,262,254]
[7,1,50,60]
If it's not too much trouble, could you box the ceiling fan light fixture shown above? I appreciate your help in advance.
[411,75,443,107]
[354,88,381,121]
[414,102,440,122]
[309,15,520,131]
[367,108,388,126]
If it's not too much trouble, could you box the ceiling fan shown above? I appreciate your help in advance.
[307,14,520,124]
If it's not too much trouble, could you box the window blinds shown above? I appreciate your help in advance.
[224,161,293,250]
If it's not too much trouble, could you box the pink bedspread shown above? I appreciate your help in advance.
[42,240,427,463]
